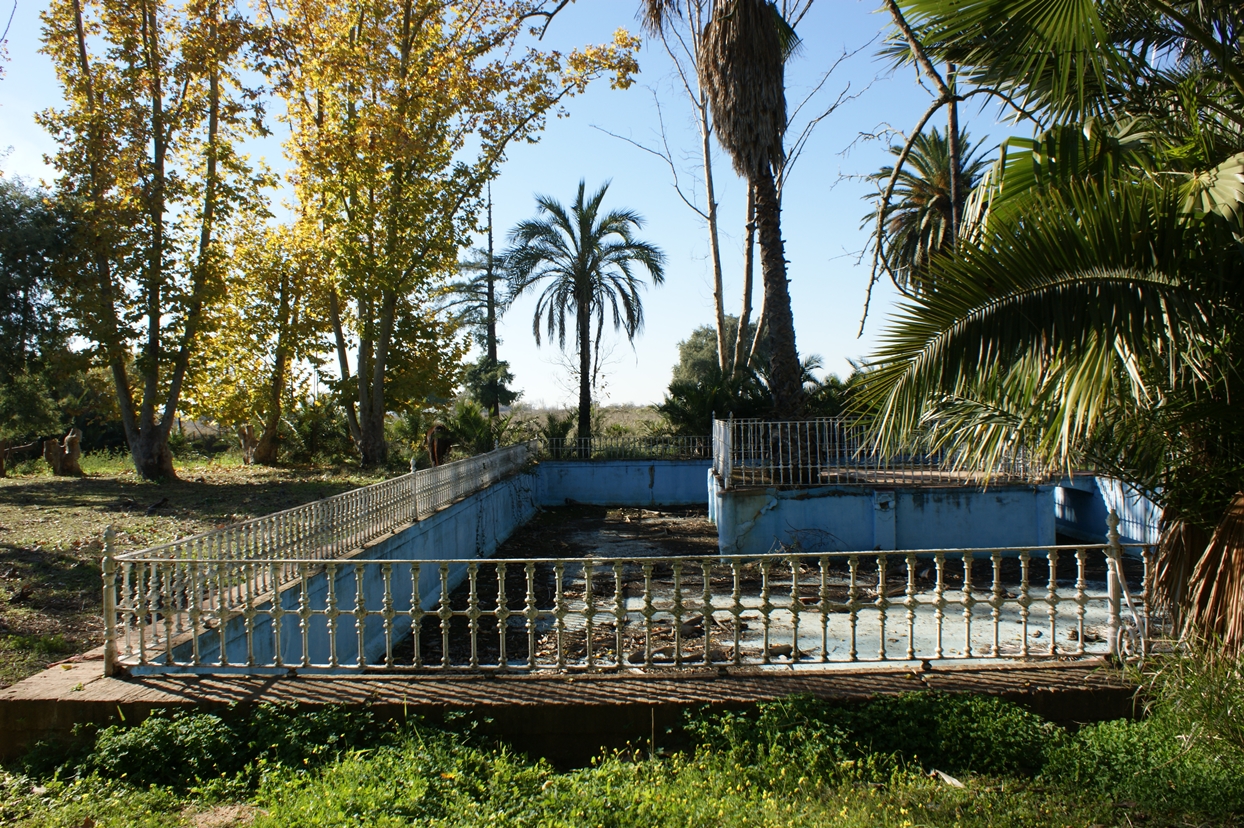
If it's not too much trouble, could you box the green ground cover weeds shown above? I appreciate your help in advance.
[4,678,1244,828]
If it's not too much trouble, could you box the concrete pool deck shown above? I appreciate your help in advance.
[1,645,1137,764]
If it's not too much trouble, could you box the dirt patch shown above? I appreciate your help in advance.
[184,804,261,827]
[0,464,386,687]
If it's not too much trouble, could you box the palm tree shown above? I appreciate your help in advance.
[860,0,1244,648]
[864,127,989,295]
[643,0,806,418]
[506,181,665,448]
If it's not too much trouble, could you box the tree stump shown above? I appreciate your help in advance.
[43,428,84,476]
[238,424,258,465]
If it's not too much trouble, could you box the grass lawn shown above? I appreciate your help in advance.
[0,454,388,687]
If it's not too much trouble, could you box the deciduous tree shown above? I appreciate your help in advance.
[40,0,269,479]
[264,0,639,466]
[183,224,324,465]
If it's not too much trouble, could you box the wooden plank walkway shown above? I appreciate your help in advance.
[1,647,1137,764]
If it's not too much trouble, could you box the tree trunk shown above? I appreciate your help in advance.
[254,267,293,466]
[130,425,176,480]
[752,167,803,419]
[946,62,961,246]
[486,189,500,418]
[356,290,395,468]
[328,287,364,448]
[732,183,757,379]
[698,89,729,375]
[577,298,592,456]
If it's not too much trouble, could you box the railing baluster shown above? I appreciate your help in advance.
[818,555,830,663]
[270,561,283,669]
[554,562,567,670]
[876,553,889,661]
[243,562,256,667]
[1018,550,1032,658]
[326,563,340,669]
[584,562,596,671]
[933,551,945,660]
[759,557,773,664]
[847,554,859,662]
[1046,550,1060,656]
[524,562,538,670]
[1074,547,1088,656]
[905,553,917,661]
[700,559,714,666]
[789,555,801,660]
[355,563,368,669]
[496,562,509,670]
[298,562,311,668]
[467,562,481,671]
[411,563,424,669]
[438,563,452,669]
[961,551,975,657]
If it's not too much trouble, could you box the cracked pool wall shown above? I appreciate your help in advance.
[711,478,1056,556]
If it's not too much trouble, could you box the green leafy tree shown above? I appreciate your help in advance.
[266,0,640,467]
[860,0,1244,648]
[0,177,74,382]
[506,180,665,447]
[441,191,515,417]
[40,0,270,480]
[0,373,61,476]
[462,356,520,414]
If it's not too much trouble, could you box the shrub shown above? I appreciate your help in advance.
[87,712,241,789]
[1043,711,1244,817]
[687,692,1064,779]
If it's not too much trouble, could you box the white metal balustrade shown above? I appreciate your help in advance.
[102,515,1152,675]
[713,417,1035,488]
[102,442,537,672]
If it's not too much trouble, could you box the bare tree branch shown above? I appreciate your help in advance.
[858,96,946,335]
[590,92,709,221]
[519,0,572,40]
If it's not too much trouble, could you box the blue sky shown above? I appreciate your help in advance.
[0,0,1009,408]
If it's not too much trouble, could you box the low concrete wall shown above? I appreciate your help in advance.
[1055,476,1160,544]
[713,480,1056,555]
[539,460,711,507]
[177,469,540,671]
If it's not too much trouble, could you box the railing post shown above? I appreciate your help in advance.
[1106,509,1122,657]
[410,466,419,524]
[102,526,117,677]
[725,413,733,490]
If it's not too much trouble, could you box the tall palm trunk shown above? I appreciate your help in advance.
[753,169,802,418]
[577,298,592,456]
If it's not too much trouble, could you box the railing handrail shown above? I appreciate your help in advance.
[112,541,1148,566]
[114,441,537,562]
